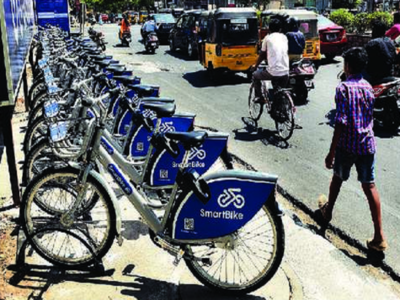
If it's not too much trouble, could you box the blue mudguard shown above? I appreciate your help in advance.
[148,132,228,186]
[128,112,195,158]
[171,170,278,240]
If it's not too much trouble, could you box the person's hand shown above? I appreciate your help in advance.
[325,152,334,169]
[250,64,257,72]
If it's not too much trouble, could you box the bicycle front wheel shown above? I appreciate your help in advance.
[248,83,263,121]
[21,167,116,267]
[274,91,295,141]
[184,204,285,294]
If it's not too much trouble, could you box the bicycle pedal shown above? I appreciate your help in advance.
[173,249,185,266]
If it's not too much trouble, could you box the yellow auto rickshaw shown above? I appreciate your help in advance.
[139,10,148,24]
[200,8,259,79]
[260,9,321,61]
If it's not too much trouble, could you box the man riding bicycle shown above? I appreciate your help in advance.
[252,18,289,104]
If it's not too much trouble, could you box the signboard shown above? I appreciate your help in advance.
[0,0,35,106]
[36,0,70,34]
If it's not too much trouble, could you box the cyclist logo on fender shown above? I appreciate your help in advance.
[200,188,245,220]
[189,147,206,160]
[143,109,157,120]
[217,188,245,209]
[160,121,176,133]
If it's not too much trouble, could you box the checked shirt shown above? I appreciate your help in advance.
[335,74,376,155]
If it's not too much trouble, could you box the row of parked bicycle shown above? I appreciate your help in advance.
[21,25,285,294]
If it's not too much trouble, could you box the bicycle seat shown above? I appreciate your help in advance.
[142,102,176,118]
[89,54,110,60]
[165,131,208,150]
[140,97,174,103]
[127,84,159,97]
[93,59,112,68]
[105,65,127,75]
[113,75,141,85]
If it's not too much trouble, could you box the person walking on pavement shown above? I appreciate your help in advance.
[252,18,289,104]
[316,47,388,252]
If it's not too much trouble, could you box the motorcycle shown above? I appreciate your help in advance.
[289,58,317,103]
[338,71,400,132]
[371,77,400,131]
[88,27,107,51]
[120,30,132,47]
[144,32,159,54]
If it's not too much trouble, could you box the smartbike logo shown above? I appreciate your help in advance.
[108,164,133,195]
[172,147,207,168]
[200,188,245,220]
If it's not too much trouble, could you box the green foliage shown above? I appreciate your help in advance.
[367,11,393,29]
[330,9,354,30]
[352,12,369,34]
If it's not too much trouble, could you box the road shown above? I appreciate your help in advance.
[101,24,400,274]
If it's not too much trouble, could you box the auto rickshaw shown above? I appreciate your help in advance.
[199,8,259,79]
[139,11,148,24]
[260,9,321,62]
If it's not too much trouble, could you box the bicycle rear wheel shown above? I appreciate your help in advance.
[21,167,116,267]
[184,204,285,294]
[274,91,295,141]
[248,83,263,121]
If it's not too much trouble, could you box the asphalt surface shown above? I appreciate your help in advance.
[103,24,400,274]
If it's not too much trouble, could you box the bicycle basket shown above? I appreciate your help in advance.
[49,121,68,142]
[43,99,60,118]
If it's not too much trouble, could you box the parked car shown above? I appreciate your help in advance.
[169,10,203,58]
[154,13,176,44]
[101,14,108,22]
[318,15,347,60]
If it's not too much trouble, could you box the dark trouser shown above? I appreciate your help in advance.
[252,69,289,98]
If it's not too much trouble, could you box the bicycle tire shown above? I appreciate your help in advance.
[21,166,116,268]
[27,102,44,127]
[28,81,46,108]
[31,89,49,111]
[23,139,69,185]
[184,203,285,294]
[248,83,263,121]
[23,116,47,154]
[274,91,295,141]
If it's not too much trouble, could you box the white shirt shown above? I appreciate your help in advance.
[261,32,289,77]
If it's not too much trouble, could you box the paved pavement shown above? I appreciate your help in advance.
[95,24,400,276]
[1,24,400,299]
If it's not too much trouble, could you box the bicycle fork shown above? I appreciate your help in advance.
[60,162,93,228]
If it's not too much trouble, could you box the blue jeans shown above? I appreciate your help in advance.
[333,148,376,183]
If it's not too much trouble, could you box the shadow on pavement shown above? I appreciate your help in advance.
[183,70,250,88]
[121,220,149,240]
[179,283,266,299]
[8,263,178,300]
[233,118,290,149]
[164,49,198,62]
